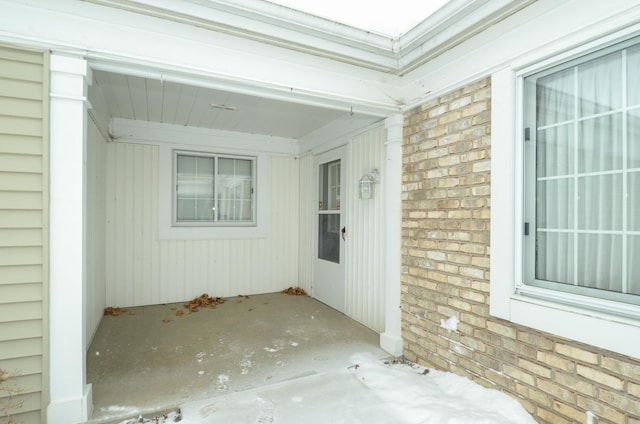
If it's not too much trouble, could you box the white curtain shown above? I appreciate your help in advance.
[534,47,639,297]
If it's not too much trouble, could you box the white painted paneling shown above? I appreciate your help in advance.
[85,117,107,348]
[346,126,386,332]
[104,141,300,307]
[297,153,313,293]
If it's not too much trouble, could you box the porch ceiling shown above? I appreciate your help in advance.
[92,69,370,139]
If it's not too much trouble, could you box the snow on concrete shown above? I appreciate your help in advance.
[119,353,535,423]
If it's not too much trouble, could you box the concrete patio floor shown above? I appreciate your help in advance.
[85,292,388,423]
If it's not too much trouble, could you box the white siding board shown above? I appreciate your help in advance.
[3,409,41,424]
[0,374,43,402]
[0,172,42,191]
[105,143,300,306]
[150,147,160,304]
[0,390,43,418]
[0,319,42,341]
[297,153,313,292]
[0,78,43,101]
[0,301,42,322]
[0,338,43,361]
[346,126,385,332]
[0,152,42,173]
[0,246,42,267]
[0,60,43,82]
[0,47,43,65]
[0,97,43,119]
[86,117,108,347]
[0,265,41,285]
[0,355,42,376]
[0,228,42,247]
[0,283,41,303]
[0,210,41,228]
[0,191,42,209]
[0,44,47,423]
[0,116,42,137]
[0,134,43,155]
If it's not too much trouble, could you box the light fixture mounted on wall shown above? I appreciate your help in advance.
[359,169,379,199]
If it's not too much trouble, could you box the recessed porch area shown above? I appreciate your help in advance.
[85,292,387,423]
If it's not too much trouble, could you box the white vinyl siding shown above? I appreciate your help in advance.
[0,43,48,424]
[105,141,299,307]
[346,126,386,332]
[86,116,108,348]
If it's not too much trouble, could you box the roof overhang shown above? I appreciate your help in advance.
[83,0,536,75]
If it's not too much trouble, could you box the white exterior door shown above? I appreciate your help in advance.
[313,147,346,313]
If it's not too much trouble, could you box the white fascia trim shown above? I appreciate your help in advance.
[80,0,399,72]
[0,0,401,116]
[397,0,537,75]
[110,118,299,156]
[398,0,640,112]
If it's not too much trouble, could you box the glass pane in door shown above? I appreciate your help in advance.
[318,214,340,263]
[318,159,341,263]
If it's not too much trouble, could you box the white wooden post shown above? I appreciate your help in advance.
[380,114,403,356]
[48,54,92,423]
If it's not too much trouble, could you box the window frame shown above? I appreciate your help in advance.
[173,150,257,227]
[490,28,640,359]
[158,143,268,240]
[520,37,640,309]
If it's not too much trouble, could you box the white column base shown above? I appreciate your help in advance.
[380,332,404,357]
[47,384,93,424]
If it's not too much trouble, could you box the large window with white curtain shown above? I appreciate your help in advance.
[523,37,640,306]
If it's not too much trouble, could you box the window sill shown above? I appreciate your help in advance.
[159,224,267,240]
[507,293,640,359]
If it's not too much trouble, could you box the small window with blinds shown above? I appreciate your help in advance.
[174,151,255,226]
[522,37,640,307]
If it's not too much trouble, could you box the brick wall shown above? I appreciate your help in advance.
[401,77,640,424]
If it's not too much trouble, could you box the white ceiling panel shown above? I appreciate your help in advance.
[92,70,369,140]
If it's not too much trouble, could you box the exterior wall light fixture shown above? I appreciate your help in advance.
[359,169,379,199]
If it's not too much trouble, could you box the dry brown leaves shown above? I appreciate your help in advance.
[104,307,123,316]
[184,293,226,312]
[104,307,135,316]
[281,286,307,296]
